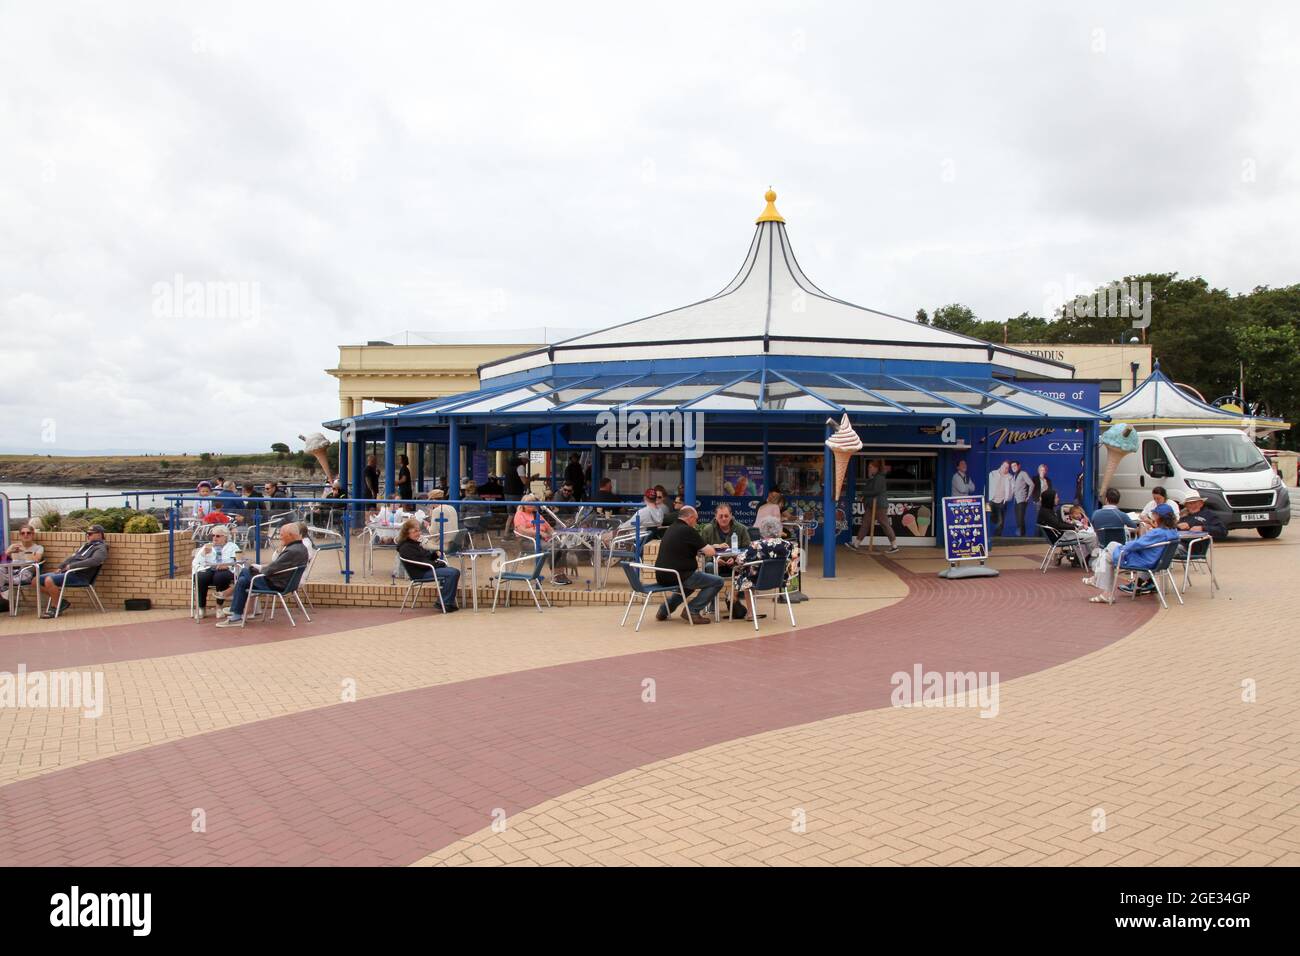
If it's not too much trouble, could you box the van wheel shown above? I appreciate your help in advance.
[1257,525,1283,539]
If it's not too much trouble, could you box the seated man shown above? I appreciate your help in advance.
[1090,487,1139,537]
[40,524,109,617]
[1177,491,1227,541]
[653,506,722,625]
[591,477,621,503]
[215,524,309,627]
[1084,505,1180,604]
[394,518,460,613]
[698,503,753,579]
[619,488,666,535]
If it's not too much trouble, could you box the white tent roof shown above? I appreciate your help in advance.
[1102,363,1289,432]
[480,191,1074,382]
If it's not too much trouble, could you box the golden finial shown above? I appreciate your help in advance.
[756,187,785,224]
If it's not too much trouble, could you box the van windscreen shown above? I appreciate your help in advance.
[1165,433,1268,473]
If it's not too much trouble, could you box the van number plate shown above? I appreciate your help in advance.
[1241,512,1269,522]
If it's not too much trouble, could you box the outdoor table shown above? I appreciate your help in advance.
[365,523,402,576]
[703,548,747,621]
[2,560,40,616]
[551,526,604,588]
[455,548,505,612]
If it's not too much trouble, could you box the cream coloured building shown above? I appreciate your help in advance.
[1012,343,1151,404]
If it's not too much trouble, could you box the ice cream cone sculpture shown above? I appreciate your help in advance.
[299,432,334,483]
[824,414,863,500]
[1098,423,1139,495]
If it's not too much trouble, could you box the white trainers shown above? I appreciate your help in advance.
[215,606,228,619]
[194,608,205,621]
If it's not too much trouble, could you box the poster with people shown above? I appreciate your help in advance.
[972,427,1088,536]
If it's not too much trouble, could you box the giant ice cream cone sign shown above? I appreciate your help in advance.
[1098,423,1139,494]
[300,432,333,483]
[825,414,863,500]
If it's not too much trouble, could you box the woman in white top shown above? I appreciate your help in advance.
[423,488,459,544]
[192,525,241,619]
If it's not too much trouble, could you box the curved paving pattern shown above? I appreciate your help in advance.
[0,608,407,672]
[0,564,1154,866]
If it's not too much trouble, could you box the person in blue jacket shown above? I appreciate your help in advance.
[1085,504,1179,604]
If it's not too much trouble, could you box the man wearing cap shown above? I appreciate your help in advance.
[619,488,666,535]
[1176,491,1227,541]
[40,525,109,617]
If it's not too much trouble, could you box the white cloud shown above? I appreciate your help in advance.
[1,0,1296,451]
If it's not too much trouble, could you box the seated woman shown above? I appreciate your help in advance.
[1064,503,1098,552]
[192,525,241,620]
[1084,506,1180,604]
[424,488,460,541]
[513,494,571,585]
[394,518,460,613]
[755,491,788,526]
[1,524,45,610]
[1036,489,1090,566]
[731,515,798,619]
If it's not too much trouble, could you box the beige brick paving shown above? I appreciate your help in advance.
[416,538,1300,866]
[0,552,903,785]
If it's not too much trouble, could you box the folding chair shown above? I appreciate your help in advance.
[44,564,107,618]
[1108,539,1183,609]
[491,552,552,613]
[1096,526,1127,549]
[619,562,692,632]
[733,557,797,631]
[308,525,345,573]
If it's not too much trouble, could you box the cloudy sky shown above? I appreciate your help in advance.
[2,1,1296,453]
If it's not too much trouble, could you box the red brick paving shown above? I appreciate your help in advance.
[0,608,406,672]
[0,567,1154,866]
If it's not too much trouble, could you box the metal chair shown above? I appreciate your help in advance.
[308,525,345,573]
[1108,539,1183,609]
[491,552,551,613]
[733,557,797,630]
[1038,526,1084,572]
[619,562,692,632]
[1096,526,1127,549]
[44,564,107,618]
[397,557,449,613]
[4,560,41,617]
[245,564,312,626]
[1179,534,1219,597]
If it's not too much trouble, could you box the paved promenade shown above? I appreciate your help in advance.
[1,539,1295,866]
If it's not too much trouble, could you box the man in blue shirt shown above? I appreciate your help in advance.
[1085,505,1179,604]
[1090,487,1139,541]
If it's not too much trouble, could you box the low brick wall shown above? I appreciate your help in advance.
[33,530,637,611]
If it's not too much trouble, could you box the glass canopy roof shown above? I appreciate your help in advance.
[342,369,1103,425]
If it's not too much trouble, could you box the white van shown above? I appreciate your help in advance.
[1104,428,1290,538]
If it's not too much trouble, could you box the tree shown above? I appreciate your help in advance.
[915,308,929,325]
[931,303,979,335]
[271,442,290,456]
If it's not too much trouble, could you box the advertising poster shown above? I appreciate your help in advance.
[472,451,489,486]
[976,426,1088,536]
[942,495,989,562]
[722,465,764,498]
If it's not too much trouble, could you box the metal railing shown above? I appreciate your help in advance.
[162,494,645,583]
[13,484,330,521]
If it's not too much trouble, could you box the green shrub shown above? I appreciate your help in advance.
[124,514,162,534]
[65,507,138,533]
[36,505,62,531]
[199,451,212,462]
[159,459,170,468]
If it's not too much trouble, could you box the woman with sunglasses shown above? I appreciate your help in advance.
[192,525,241,620]
[1,525,44,609]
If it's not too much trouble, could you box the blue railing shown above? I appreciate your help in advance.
[162,494,643,583]
[12,485,330,520]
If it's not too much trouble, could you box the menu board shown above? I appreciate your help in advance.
[941,495,989,563]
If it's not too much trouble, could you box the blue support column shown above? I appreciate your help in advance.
[590,444,601,490]
[448,420,461,496]
[762,422,771,496]
[822,424,836,578]
[1083,420,1097,508]
[549,424,557,492]
[383,425,396,497]
[337,435,348,490]
[683,450,697,508]
[350,432,364,508]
